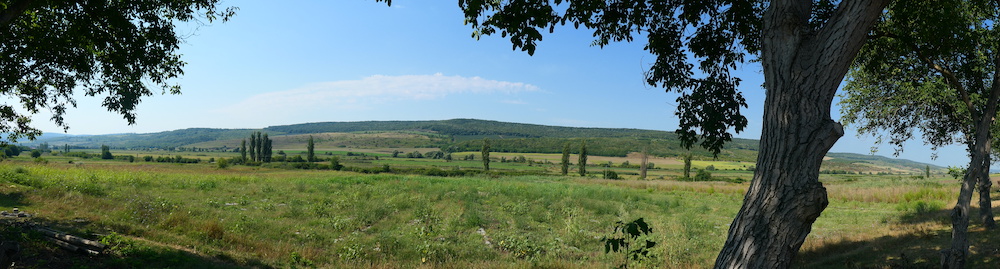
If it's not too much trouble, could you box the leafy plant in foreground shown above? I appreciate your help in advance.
[602,217,658,269]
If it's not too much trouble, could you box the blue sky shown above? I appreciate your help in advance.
[28,0,969,167]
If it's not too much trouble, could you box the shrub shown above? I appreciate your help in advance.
[330,157,343,171]
[603,169,620,180]
[694,169,712,181]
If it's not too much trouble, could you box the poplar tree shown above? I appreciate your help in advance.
[240,139,247,163]
[481,138,491,171]
[249,133,257,162]
[639,148,649,180]
[561,143,570,176]
[307,135,316,162]
[683,154,693,179]
[578,141,587,176]
[262,134,272,163]
[255,132,263,162]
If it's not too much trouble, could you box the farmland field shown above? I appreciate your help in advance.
[0,151,996,268]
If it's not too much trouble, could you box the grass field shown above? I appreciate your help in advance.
[0,153,996,268]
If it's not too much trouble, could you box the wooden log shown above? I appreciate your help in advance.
[44,237,100,256]
[34,227,105,253]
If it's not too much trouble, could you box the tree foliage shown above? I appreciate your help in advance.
[307,135,316,162]
[240,139,247,163]
[578,141,587,176]
[262,133,272,162]
[100,145,112,160]
[682,153,692,179]
[841,0,1000,154]
[561,142,570,176]
[839,1,1000,266]
[481,138,491,171]
[0,0,236,143]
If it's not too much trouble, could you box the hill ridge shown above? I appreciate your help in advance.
[23,118,939,171]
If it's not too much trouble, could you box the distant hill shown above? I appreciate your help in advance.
[826,152,944,169]
[266,119,760,160]
[23,118,939,171]
[822,152,944,174]
[30,128,258,149]
[269,119,687,139]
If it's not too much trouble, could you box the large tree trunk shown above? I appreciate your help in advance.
[976,57,999,230]
[977,157,996,229]
[942,133,987,268]
[942,56,1000,268]
[713,1,889,268]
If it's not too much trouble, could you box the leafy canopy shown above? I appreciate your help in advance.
[0,0,236,143]
[840,0,1000,154]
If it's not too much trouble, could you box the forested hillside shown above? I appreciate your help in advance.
[30,128,259,149]
[22,119,938,170]
[266,119,686,139]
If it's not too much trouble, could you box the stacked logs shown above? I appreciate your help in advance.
[32,226,106,256]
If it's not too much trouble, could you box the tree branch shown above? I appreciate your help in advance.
[909,43,976,119]
[807,0,891,90]
[985,54,1000,121]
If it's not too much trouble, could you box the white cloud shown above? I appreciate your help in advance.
[215,73,538,120]
[500,99,528,105]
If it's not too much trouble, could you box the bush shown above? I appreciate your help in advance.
[603,169,620,180]
[66,152,94,159]
[330,157,343,171]
[217,158,229,169]
[694,169,712,181]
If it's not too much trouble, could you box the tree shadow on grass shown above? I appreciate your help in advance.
[794,207,1000,269]
[0,216,275,269]
[0,190,30,210]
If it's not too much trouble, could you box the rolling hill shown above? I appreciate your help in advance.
[22,119,940,171]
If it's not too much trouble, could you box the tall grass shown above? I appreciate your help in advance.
[0,161,981,268]
[0,162,739,268]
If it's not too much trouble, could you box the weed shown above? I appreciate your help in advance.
[289,251,315,267]
[101,232,144,257]
[196,180,218,191]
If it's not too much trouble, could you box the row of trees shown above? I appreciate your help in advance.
[240,132,273,164]
[557,141,589,176]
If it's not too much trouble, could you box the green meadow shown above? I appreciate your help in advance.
[0,151,994,268]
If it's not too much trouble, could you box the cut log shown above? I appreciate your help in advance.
[34,227,105,254]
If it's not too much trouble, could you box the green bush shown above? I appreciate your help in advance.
[694,169,712,181]
[603,169,620,180]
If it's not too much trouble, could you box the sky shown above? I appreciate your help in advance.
[22,0,970,167]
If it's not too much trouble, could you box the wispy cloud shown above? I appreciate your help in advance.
[215,73,539,120]
[500,99,528,105]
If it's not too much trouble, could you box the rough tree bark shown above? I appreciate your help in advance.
[978,164,996,229]
[941,55,1000,269]
[713,1,890,268]
[976,60,997,229]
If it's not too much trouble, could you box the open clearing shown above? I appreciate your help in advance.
[0,153,996,268]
